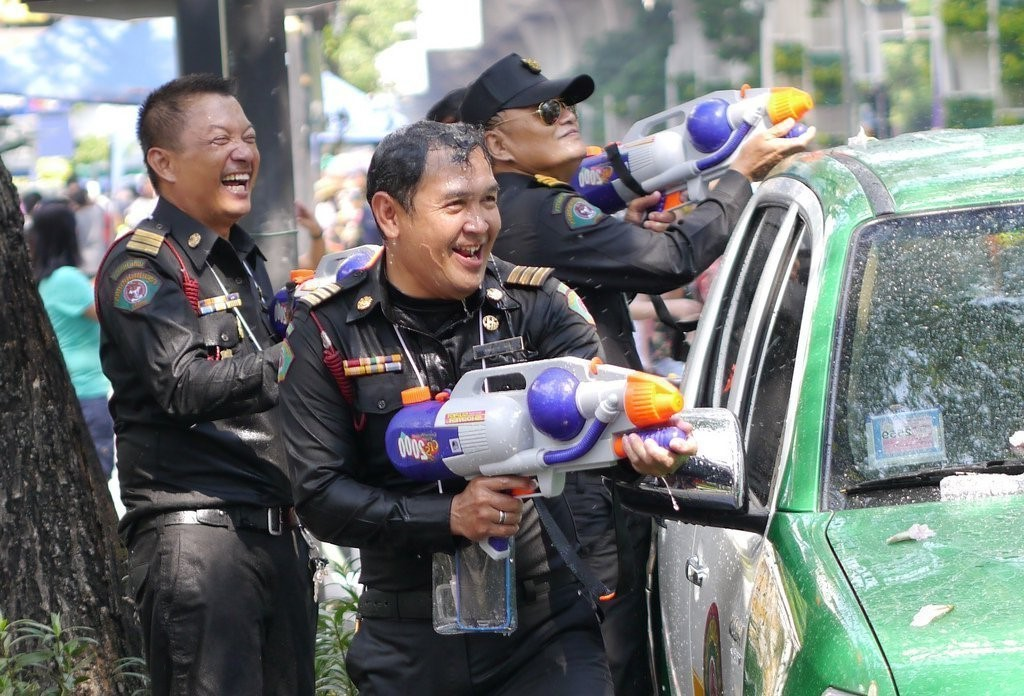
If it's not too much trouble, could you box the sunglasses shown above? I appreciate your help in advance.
[493,98,577,128]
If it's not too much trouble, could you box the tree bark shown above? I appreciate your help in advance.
[0,154,143,693]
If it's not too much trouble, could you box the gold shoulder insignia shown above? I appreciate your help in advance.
[522,58,542,74]
[124,227,165,256]
[507,265,554,287]
[299,282,343,308]
[534,174,566,188]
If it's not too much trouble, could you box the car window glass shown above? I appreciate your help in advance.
[705,206,788,408]
[743,226,810,504]
[826,204,1024,508]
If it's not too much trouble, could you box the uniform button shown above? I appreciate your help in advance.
[220,333,230,341]
[377,399,387,410]
[235,277,245,285]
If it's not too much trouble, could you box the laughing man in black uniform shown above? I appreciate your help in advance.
[459,53,816,695]
[279,120,692,696]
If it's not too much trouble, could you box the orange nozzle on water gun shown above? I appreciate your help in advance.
[623,372,683,427]
[766,87,814,125]
[611,372,684,459]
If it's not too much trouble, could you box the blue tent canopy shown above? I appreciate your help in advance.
[0,16,177,104]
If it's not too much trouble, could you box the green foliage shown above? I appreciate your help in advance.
[71,135,109,172]
[774,42,806,78]
[314,593,359,694]
[579,0,676,141]
[810,0,833,17]
[883,40,933,133]
[692,0,762,67]
[0,554,362,695]
[999,6,1024,95]
[0,612,145,695]
[942,0,988,34]
[944,95,994,127]
[324,0,417,93]
[809,53,844,106]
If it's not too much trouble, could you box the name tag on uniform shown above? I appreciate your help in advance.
[472,336,525,361]
[198,293,242,315]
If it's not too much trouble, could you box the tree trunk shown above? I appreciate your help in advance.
[0,155,143,693]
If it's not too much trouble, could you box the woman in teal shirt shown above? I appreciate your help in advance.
[31,200,115,478]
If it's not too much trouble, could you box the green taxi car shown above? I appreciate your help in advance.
[620,125,1024,695]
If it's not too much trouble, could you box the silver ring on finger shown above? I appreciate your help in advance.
[498,510,507,525]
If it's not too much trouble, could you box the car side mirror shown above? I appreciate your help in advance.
[614,407,768,533]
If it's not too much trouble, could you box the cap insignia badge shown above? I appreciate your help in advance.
[522,58,542,74]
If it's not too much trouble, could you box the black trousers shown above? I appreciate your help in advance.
[126,523,317,695]
[346,584,612,696]
[563,472,654,696]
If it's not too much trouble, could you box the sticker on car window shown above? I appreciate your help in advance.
[865,407,946,469]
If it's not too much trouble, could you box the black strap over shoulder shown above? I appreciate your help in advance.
[533,497,610,614]
[605,142,648,198]
[649,294,698,364]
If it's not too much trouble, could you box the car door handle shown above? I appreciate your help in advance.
[685,555,709,586]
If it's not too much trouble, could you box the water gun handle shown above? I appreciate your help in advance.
[612,425,687,459]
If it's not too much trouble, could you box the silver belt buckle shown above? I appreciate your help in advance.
[267,507,283,536]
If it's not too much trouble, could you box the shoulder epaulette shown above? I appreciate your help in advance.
[534,174,567,188]
[125,219,167,257]
[299,282,344,309]
[506,265,555,287]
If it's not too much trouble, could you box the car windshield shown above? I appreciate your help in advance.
[825,203,1024,509]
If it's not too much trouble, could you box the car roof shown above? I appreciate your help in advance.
[777,125,1024,224]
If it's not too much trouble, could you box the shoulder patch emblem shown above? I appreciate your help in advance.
[551,191,572,215]
[107,258,147,282]
[278,340,294,382]
[507,265,554,287]
[565,197,603,230]
[113,269,162,312]
[556,281,594,325]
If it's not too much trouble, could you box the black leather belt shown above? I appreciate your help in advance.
[134,506,300,537]
[358,589,433,620]
[357,567,579,620]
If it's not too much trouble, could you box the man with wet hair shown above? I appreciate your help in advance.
[280,120,692,696]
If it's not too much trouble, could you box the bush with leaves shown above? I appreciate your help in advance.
[0,613,147,695]
[0,556,361,696]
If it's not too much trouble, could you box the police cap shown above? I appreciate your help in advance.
[459,53,594,126]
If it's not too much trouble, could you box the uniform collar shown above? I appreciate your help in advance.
[343,252,518,324]
[150,198,265,272]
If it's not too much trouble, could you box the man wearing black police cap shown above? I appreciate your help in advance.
[460,53,816,695]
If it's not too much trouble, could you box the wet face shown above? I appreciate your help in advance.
[485,99,587,182]
[376,147,500,300]
[147,93,259,238]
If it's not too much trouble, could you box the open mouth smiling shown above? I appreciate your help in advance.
[222,173,250,194]
[454,245,481,259]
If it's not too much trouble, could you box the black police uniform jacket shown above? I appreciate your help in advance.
[95,198,288,537]
[491,170,752,370]
[280,252,605,592]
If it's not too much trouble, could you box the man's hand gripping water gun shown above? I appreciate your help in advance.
[385,357,695,559]
[572,85,816,222]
